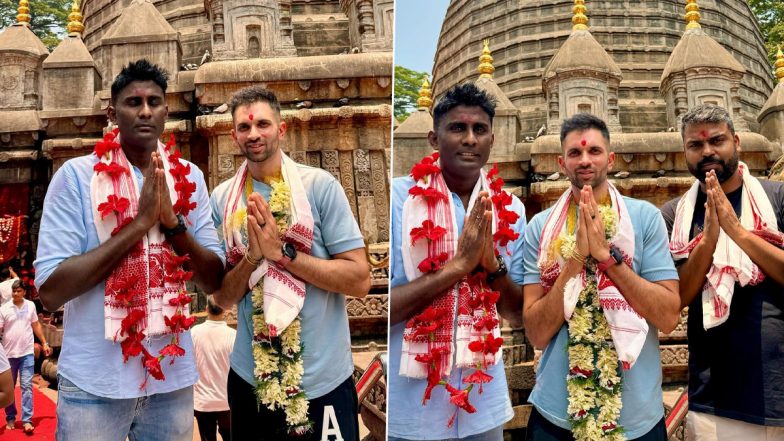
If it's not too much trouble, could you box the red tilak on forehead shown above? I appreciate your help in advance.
[700,130,707,138]
[581,139,587,146]
[249,113,254,121]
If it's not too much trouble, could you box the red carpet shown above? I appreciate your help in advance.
[0,387,57,441]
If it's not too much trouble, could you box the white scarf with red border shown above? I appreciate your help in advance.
[537,183,647,369]
[670,162,784,329]
[399,169,503,378]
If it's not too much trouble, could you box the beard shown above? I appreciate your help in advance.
[241,140,278,164]
[689,152,738,183]
[566,166,607,189]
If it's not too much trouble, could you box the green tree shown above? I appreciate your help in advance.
[395,65,430,121]
[747,0,784,67]
[0,0,70,50]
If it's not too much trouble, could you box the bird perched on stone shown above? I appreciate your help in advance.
[296,101,313,109]
[531,173,545,183]
[351,47,360,54]
[200,50,212,65]
[546,172,560,181]
[213,103,229,114]
[614,171,630,179]
[667,127,676,132]
[334,97,350,107]
[652,169,666,178]
[524,136,535,142]
[536,124,547,138]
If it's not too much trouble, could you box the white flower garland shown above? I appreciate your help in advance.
[558,203,625,441]
[250,178,311,436]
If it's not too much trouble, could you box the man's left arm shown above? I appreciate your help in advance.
[583,199,680,333]
[31,321,51,356]
[160,164,225,293]
[487,200,526,326]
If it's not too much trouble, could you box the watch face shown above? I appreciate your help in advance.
[283,242,297,258]
[610,246,623,263]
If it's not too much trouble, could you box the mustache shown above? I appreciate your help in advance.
[697,157,725,169]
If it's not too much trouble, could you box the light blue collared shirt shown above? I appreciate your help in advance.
[35,155,225,399]
[388,175,526,440]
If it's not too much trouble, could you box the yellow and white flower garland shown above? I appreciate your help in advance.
[557,203,625,441]
[249,177,311,435]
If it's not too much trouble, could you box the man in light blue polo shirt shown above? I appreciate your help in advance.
[34,59,225,441]
[522,114,680,441]
[211,86,370,441]
[389,83,526,441]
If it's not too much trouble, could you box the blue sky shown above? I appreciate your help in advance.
[393,0,450,74]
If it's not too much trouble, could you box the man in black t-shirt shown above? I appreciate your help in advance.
[661,104,784,441]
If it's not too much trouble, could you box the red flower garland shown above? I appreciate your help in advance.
[405,154,520,426]
[94,130,197,389]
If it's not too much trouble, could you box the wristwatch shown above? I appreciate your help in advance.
[597,246,623,272]
[161,214,187,238]
[275,242,297,269]
[486,255,508,284]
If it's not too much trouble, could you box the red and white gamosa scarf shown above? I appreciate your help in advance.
[670,162,784,329]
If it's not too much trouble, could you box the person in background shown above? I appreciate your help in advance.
[0,280,52,434]
[191,296,236,441]
[0,265,18,305]
[0,342,13,409]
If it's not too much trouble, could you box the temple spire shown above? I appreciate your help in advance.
[416,76,433,109]
[572,0,588,31]
[16,0,31,26]
[685,0,701,30]
[776,46,784,85]
[67,0,84,36]
[478,39,495,79]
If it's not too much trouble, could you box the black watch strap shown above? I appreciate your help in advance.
[161,214,187,238]
[486,255,508,284]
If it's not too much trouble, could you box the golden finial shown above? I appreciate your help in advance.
[416,76,433,109]
[478,39,495,79]
[572,0,589,31]
[67,0,84,36]
[16,0,31,26]
[685,0,701,30]
[776,46,784,85]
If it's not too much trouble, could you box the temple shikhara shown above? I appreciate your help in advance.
[0,0,391,438]
[394,0,784,439]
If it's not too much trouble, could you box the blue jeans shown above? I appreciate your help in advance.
[56,375,194,441]
[388,425,504,441]
[4,353,34,424]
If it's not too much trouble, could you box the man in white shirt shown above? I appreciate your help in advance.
[0,280,51,434]
[0,266,18,305]
[191,296,236,441]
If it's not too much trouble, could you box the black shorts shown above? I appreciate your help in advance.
[227,368,359,441]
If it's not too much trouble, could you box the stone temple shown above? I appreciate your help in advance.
[394,0,784,438]
[0,0,391,438]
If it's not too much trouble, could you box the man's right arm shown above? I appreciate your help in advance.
[523,260,582,349]
[390,259,472,325]
[36,161,161,311]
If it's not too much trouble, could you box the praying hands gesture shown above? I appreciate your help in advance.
[136,151,179,231]
[575,185,612,263]
[704,170,742,240]
[245,192,284,263]
[453,191,496,274]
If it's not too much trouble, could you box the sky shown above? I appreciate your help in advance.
[393,0,450,75]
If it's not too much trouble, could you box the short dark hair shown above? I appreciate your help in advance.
[432,83,496,129]
[0,266,8,280]
[11,279,24,291]
[111,59,169,103]
[228,86,281,119]
[560,113,611,144]
[680,104,736,138]
[206,295,223,316]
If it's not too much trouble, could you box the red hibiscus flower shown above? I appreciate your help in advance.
[498,209,519,225]
[417,252,449,273]
[120,330,146,362]
[468,333,504,355]
[487,164,499,181]
[97,195,130,219]
[408,186,447,204]
[168,292,192,307]
[174,180,196,197]
[143,353,165,381]
[410,220,447,246]
[164,134,176,152]
[473,315,499,332]
[491,191,512,209]
[164,269,193,284]
[160,343,185,360]
[410,160,441,181]
[169,162,191,180]
[165,312,197,333]
[120,309,146,335]
[93,131,120,157]
[94,162,129,177]
[463,369,493,393]
[165,253,190,273]
[168,149,183,162]
[173,198,197,217]
[493,227,520,248]
[422,366,442,404]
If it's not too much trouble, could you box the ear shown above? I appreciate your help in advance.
[607,151,615,172]
[558,155,566,175]
[427,130,439,150]
[734,133,742,152]
[490,132,495,150]
[230,128,238,143]
[107,105,116,124]
[278,120,287,140]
